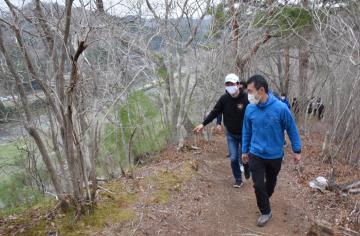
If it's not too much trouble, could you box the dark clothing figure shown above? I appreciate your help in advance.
[249,154,282,214]
[307,97,325,120]
[216,114,222,125]
[317,104,325,120]
[203,91,249,184]
[280,94,291,110]
[203,92,248,135]
[313,98,325,120]
[292,98,299,117]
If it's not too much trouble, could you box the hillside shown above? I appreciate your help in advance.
[1,126,359,235]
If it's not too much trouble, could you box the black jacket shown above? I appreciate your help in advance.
[203,91,249,135]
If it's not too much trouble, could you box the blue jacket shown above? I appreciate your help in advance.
[242,94,301,159]
[281,98,291,109]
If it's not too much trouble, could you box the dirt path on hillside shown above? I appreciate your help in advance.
[103,135,310,236]
[177,137,308,236]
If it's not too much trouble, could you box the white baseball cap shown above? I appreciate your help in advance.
[224,73,239,84]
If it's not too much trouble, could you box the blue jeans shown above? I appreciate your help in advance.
[226,131,243,182]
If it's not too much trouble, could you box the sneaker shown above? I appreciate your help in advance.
[257,211,272,227]
[233,181,244,188]
[244,164,251,180]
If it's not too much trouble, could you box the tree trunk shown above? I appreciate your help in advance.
[297,45,309,120]
[284,46,290,96]
[297,0,310,122]
[119,114,129,167]
[236,32,272,76]
[276,54,283,93]
[235,0,273,77]
[0,27,66,203]
[0,100,5,120]
[95,0,105,13]
[58,0,73,105]
[89,122,99,202]
[46,104,69,193]
[228,0,239,61]
[170,100,181,143]
[307,221,360,236]
[64,41,88,205]
[302,0,309,7]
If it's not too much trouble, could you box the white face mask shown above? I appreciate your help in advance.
[248,92,260,104]
[225,86,238,96]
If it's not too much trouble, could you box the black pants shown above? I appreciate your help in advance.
[249,154,283,215]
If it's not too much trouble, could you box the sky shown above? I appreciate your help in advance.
[0,0,347,19]
[0,0,213,18]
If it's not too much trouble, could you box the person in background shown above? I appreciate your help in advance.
[215,81,247,130]
[194,73,250,188]
[240,81,247,93]
[216,81,247,160]
[292,97,299,117]
[313,98,325,120]
[280,93,291,109]
[279,93,291,146]
[242,75,301,227]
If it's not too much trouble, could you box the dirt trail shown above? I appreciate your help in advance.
[106,135,309,236]
[185,137,307,236]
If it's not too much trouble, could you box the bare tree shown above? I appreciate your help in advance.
[305,0,360,165]
[0,0,105,212]
[95,0,104,13]
[0,25,66,203]
[142,0,211,147]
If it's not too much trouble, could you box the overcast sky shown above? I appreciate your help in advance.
[0,0,213,18]
[0,0,338,19]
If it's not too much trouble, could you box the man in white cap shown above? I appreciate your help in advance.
[193,73,250,187]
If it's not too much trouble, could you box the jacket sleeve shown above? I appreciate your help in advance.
[202,97,223,126]
[216,114,222,125]
[282,107,301,153]
[242,107,252,154]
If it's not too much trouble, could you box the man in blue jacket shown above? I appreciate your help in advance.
[241,75,301,227]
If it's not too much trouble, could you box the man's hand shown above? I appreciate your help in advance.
[193,124,204,133]
[216,124,222,131]
[293,153,301,163]
[242,153,249,164]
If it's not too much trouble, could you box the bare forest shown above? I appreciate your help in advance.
[0,0,359,235]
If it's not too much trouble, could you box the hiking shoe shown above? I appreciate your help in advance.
[244,163,251,180]
[257,211,272,227]
[233,181,244,188]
